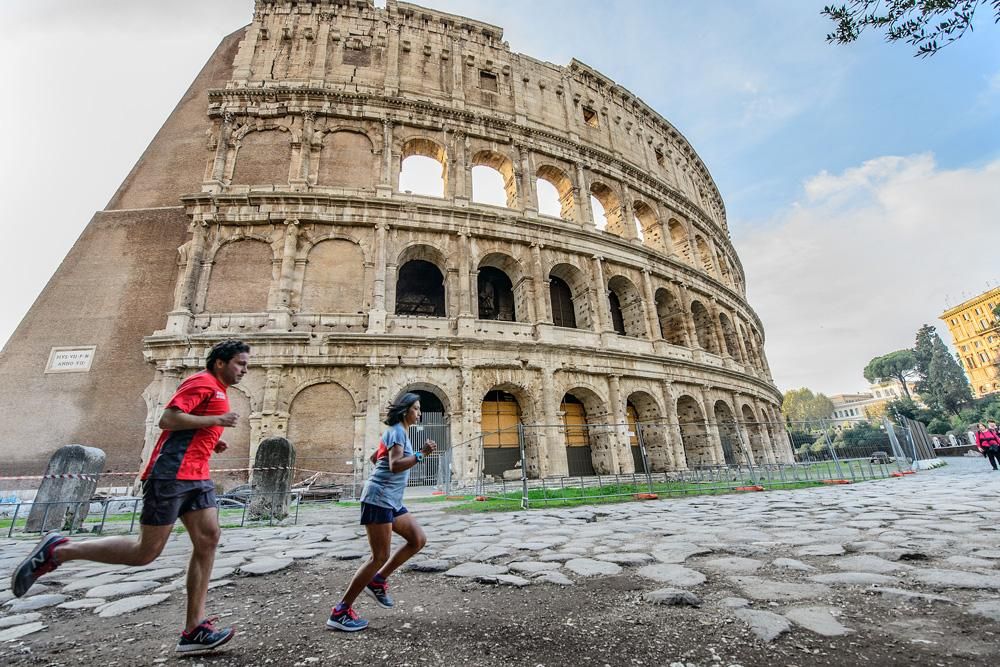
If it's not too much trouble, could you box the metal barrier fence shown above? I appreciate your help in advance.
[463,418,929,509]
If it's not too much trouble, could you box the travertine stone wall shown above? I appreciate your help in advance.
[0,0,791,482]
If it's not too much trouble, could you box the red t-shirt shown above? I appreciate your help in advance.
[142,371,229,480]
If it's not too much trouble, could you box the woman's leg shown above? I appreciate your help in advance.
[340,522,393,607]
[376,512,427,580]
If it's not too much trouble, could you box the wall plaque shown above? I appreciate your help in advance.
[45,346,97,373]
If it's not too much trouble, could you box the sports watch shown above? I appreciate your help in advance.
[414,451,425,463]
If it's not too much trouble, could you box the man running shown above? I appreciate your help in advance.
[10,339,250,654]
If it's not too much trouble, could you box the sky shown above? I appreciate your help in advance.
[1,1,998,396]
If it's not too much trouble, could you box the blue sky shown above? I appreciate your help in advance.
[1,1,998,395]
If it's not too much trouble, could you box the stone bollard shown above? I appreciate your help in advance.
[249,437,295,521]
[26,445,106,533]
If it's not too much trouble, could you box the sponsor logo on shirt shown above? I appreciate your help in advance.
[215,391,226,399]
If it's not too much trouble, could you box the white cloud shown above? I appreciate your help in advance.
[735,153,1000,396]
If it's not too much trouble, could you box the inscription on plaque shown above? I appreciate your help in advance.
[45,346,96,373]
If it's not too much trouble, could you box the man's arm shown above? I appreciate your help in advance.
[158,407,238,431]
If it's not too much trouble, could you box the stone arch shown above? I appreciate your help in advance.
[477,253,527,323]
[633,200,664,252]
[695,235,717,276]
[676,394,712,467]
[560,385,613,476]
[287,381,357,481]
[393,382,452,416]
[655,287,688,346]
[399,136,448,197]
[536,163,575,220]
[714,400,740,466]
[300,238,367,313]
[626,390,670,472]
[204,238,273,313]
[607,274,646,338]
[739,322,760,370]
[395,243,448,317]
[590,181,623,233]
[480,386,527,478]
[317,130,375,189]
[667,218,692,264]
[471,150,517,208]
[690,300,719,354]
[718,253,735,289]
[232,126,292,185]
[549,262,592,330]
[719,312,742,361]
[741,403,768,465]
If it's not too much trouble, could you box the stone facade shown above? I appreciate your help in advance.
[0,0,792,483]
[940,286,1000,399]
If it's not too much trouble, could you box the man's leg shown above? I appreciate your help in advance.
[178,507,221,632]
[376,512,427,580]
[56,524,173,567]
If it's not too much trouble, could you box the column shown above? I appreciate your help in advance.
[383,17,400,95]
[620,185,639,242]
[708,299,728,357]
[574,162,594,228]
[541,368,565,476]
[450,130,470,203]
[209,112,235,186]
[277,220,299,310]
[641,269,659,340]
[367,222,389,333]
[231,23,261,82]
[378,119,394,197]
[676,284,700,349]
[660,380,683,470]
[590,255,611,333]
[517,143,537,216]
[531,243,551,325]
[364,364,384,465]
[310,16,329,85]
[172,222,208,314]
[607,375,629,473]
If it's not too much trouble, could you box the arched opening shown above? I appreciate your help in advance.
[287,382,356,481]
[559,390,612,476]
[480,389,522,477]
[536,164,575,220]
[719,312,742,361]
[607,275,646,338]
[655,287,687,346]
[742,404,768,465]
[628,391,672,472]
[690,300,719,354]
[626,401,644,473]
[317,130,374,189]
[301,239,366,313]
[204,239,272,313]
[718,254,735,289]
[668,218,692,264]
[633,201,661,251]
[477,266,515,321]
[395,260,445,317]
[714,400,740,466]
[695,235,716,276]
[479,253,529,323]
[217,387,252,491]
[549,263,591,330]
[739,323,759,370]
[590,182,622,234]
[471,151,516,208]
[676,395,712,467]
[399,138,447,198]
[232,128,291,185]
[393,386,449,485]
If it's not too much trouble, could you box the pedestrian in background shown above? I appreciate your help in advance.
[975,422,1000,470]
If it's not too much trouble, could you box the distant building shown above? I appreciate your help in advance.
[828,379,916,429]
[940,287,1000,399]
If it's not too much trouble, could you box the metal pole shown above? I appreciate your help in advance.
[822,421,845,479]
[517,423,529,510]
[733,423,759,485]
[635,423,654,493]
[8,503,21,538]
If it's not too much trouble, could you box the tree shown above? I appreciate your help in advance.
[920,336,973,415]
[913,324,937,386]
[863,350,917,399]
[822,1,1000,57]
[782,388,836,427]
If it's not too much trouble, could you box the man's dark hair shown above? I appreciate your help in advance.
[205,340,250,371]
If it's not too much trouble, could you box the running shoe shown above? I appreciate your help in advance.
[326,606,369,632]
[365,580,394,609]
[10,532,68,598]
[175,617,235,653]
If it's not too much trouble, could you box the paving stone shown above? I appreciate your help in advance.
[730,576,830,602]
[123,567,185,582]
[476,574,530,587]
[208,579,234,590]
[870,586,956,604]
[94,593,171,618]
[407,559,452,573]
[539,553,577,562]
[508,561,561,574]
[967,599,1000,621]
[470,546,513,562]
[734,608,791,642]
[944,555,996,569]
[702,557,763,573]
[795,543,845,556]
[771,558,815,572]
[58,598,106,609]
[3,593,68,611]
[784,606,853,636]
[533,571,574,586]
[833,555,908,574]
[0,613,41,629]
[722,597,750,608]
[466,526,502,537]
[564,558,623,577]
[444,563,509,578]
[327,549,366,561]
[86,581,158,598]
[238,557,294,576]
[280,549,327,560]
[644,588,702,607]
[594,552,654,565]
[62,573,127,592]
[636,564,706,587]
[910,568,1000,589]
[651,542,712,563]
[809,572,897,586]
[0,621,47,642]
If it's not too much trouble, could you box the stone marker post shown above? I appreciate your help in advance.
[26,445,106,532]
[249,437,295,520]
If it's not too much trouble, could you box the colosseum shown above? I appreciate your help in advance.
[0,0,792,485]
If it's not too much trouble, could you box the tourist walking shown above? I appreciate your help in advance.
[10,340,251,654]
[327,392,436,632]
[975,422,1000,470]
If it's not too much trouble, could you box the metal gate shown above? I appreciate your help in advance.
[407,412,450,487]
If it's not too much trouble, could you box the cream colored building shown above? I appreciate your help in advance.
[0,0,792,483]
[941,287,1000,399]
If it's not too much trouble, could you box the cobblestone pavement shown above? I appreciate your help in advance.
[2,456,1000,665]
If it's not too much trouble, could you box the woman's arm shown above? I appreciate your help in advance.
[388,440,437,473]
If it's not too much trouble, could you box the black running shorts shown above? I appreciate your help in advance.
[140,479,217,526]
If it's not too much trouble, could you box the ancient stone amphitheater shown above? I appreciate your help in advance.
[0,0,792,483]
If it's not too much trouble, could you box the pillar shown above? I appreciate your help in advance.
[641,269,660,340]
[367,222,389,333]
[590,255,610,333]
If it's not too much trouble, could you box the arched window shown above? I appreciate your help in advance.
[608,292,626,335]
[472,151,516,208]
[668,219,691,263]
[399,138,447,198]
[477,267,515,321]
[395,260,445,317]
[536,164,575,220]
[549,277,576,328]
[590,182,622,234]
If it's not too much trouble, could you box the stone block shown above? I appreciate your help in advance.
[26,445,105,532]
[249,437,295,521]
